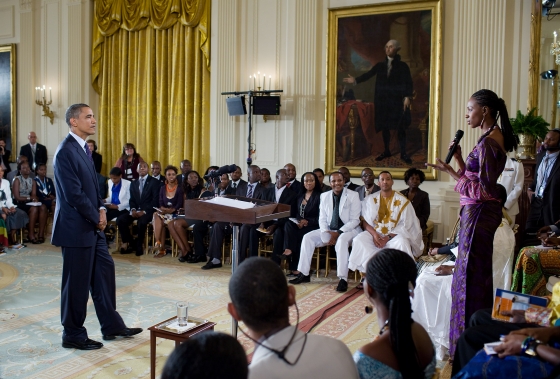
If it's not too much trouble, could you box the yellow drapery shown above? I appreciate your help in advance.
[91,0,210,175]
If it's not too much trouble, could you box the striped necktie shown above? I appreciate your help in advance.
[247,184,254,198]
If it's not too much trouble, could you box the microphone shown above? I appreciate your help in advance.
[445,130,464,164]
[203,164,237,179]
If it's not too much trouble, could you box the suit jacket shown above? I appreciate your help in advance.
[0,148,11,174]
[265,186,298,226]
[530,151,560,226]
[51,135,102,247]
[400,188,430,230]
[129,175,160,215]
[92,151,102,174]
[356,184,380,201]
[346,182,359,191]
[287,179,302,194]
[318,188,361,233]
[291,191,321,229]
[236,181,267,199]
[152,174,166,184]
[105,178,132,211]
[20,143,48,167]
[217,181,237,196]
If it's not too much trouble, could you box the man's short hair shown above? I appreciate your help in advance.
[229,257,290,333]
[65,103,90,126]
[378,170,393,179]
[313,168,325,175]
[329,171,344,181]
[109,167,122,176]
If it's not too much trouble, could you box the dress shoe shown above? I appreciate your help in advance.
[103,327,143,341]
[62,338,103,350]
[289,273,310,284]
[401,154,412,165]
[201,260,222,270]
[375,151,391,161]
[187,255,206,263]
[336,279,348,292]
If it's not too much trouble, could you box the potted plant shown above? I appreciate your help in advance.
[510,108,550,159]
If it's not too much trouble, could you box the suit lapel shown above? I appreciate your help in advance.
[546,155,560,187]
[340,189,348,210]
[68,136,97,187]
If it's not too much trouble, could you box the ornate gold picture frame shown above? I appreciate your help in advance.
[0,44,16,155]
[326,0,442,179]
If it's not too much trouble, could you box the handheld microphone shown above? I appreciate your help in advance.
[203,164,237,179]
[445,130,464,164]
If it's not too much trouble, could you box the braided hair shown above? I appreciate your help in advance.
[470,89,519,152]
[366,249,422,379]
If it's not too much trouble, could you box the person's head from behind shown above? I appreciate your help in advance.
[109,167,122,185]
[228,257,296,338]
[496,183,507,208]
[365,249,421,378]
[17,155,28,165]
[161,331,248,379]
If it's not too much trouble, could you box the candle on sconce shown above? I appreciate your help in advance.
[42,85,45,100]
[269,76,271,90]
[49,87,52,102]
[253,74,256,90]
[249,75,252,90]
[262,74,266,90]
[555,31,557,44]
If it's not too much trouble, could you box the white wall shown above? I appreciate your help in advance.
[209,0,531,242]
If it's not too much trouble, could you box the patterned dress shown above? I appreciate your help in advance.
[449,136,506,358]
[511,248,560,296]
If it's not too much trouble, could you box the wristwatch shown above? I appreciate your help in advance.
[521,337,542,357]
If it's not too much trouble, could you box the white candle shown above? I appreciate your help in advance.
[35,87,38,102]
[249,75,252,90]
[555,31,557,44]
[269,76,271,90]
[49,87,52,102]
[262,74,265,90]
[253,75,256,90]
[42,85,45,100]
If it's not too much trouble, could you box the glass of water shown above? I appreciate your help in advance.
[176,301,189,326]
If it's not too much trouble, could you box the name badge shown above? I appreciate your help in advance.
[126,168,132,175]
[42,188,48,195]
[538,186,545,197]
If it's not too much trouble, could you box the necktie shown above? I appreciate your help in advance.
[139,178,145,196]
[286,182,291,188]
[247,184,254,198]
[233,182,237,189]
[387,60,392,76]
[84,143,93,164]
[537,155,551,194]
[329,195,341,230]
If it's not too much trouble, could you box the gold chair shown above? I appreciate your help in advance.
[422,220,434,255]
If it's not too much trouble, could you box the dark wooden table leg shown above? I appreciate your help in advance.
[151,332,156,379]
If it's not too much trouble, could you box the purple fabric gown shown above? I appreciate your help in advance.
[448,136,506,358]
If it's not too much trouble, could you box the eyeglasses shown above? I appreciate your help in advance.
[362,173,374,178]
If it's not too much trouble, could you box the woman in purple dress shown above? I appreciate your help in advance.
[426,89,518,360]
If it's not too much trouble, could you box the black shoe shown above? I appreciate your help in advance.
[62,338,103,350]
[178,254,189,263]
[336,279,348,292]
[103,327,143,341]
[201,260,222,270]
[135,250,143,256]
[375,151,391,161]
[187,255,206,263]
[120,244,133,254]
[289,273,310,284]
[401,154,412,164]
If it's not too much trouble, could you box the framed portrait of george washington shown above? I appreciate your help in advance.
[326,0,442,180]
[0,44,16,154]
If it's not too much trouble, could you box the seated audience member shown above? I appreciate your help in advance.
[86,139,102,173]
[313,168,331,193]
[451,280,560,375]
[356,249,435,379]
[0,138,11,175]
[349,171,423,277]
[161,331,248,379]
[13,161,47,244]
[455,326,560,379]
[103,167,131,223]
[282,172,322,276]
[228,257,359,379]
[150,160,165,183]
[356,168,380,201]
[117,162,160,256]
[253,169,297,263]
[34,163,56,215]
[7,155,34,183]
[202,166,220,193]
[339,166,359,190]
[216,173,234,196]
[497,157,523,220]
[260,168,274,189]
[511,224,560,296]
[289,172,361,292]
[230,165,246,189]
[412,186,516,360]
[0,167,28,244]
[284,163,302,193]
[152,165,184,258]
[169,170,204,262]
[400,167,430,231]
[176,159,192,185]
[114,143,144,181]
[202,165,267,269]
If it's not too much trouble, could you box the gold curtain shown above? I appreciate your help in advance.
[91,0,210,174]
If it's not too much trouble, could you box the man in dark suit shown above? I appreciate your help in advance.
[150,160,166,184]
[356,168,380,200]
[284,163,302,193]
[0,138,11,175]
[339,166,359,191]
[201,165,267,269]
[176,159,192,185]
[52,104,141,351]
[117,161,160,256]
[20,131,48,170]
[525,129,560,246]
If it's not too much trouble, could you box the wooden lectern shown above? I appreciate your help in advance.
[183,195,291,336]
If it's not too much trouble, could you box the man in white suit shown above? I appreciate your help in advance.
[497,157,523,220]
[289,172,361,292]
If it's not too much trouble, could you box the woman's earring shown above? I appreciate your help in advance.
[479,115,485,128]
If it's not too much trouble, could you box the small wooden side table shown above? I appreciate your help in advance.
[148,317,216,379]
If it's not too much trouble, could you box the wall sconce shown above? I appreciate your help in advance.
[249,72,273,121]
[551,31,560,65]
[35,85,54,124]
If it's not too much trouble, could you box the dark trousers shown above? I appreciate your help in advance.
[106,209,127,223]
[381,128,407,156]
[192,220,210,258]
[116,212,153,252]
[207,221,231,260]
[525,197,546,246]
[239,223,260,264]
[60,233,126,342]
[452,308,533,376]
[282,222,317,271]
